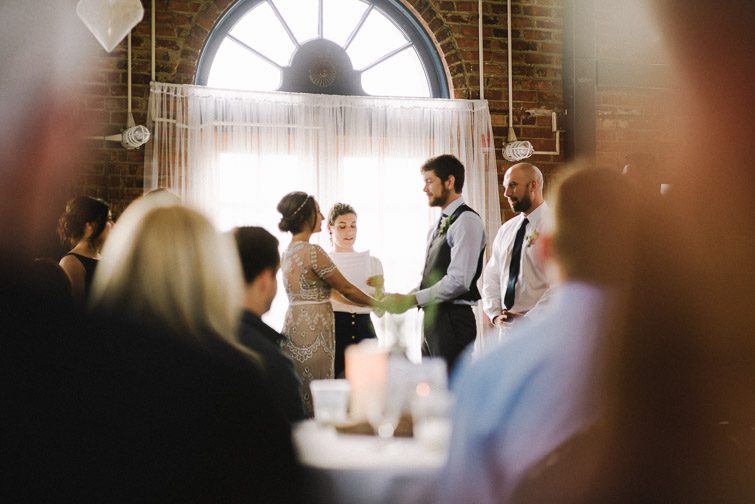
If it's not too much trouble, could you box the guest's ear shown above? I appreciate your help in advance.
[260,267,278,295]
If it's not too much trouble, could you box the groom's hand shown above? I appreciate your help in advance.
[380,293,416,314]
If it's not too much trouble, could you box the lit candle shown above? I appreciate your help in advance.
[344,340,388,421]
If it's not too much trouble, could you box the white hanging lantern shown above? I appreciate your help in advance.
[76,0,144,53]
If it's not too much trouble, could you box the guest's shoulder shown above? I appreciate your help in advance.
[455,322,557,389]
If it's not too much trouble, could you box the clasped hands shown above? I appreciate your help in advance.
[375,292,417,314]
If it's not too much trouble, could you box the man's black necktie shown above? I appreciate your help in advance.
[504,217,529,310]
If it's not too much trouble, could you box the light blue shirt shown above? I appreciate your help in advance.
[432,281,611,504]
[414,197,486,307]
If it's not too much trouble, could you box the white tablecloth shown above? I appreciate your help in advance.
[292,420,446,504]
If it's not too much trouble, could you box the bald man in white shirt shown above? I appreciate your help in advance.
[482,163,552,342]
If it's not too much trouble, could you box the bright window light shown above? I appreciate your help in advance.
[229,2,296,66]
[322,0,369,47]
[271,0,319,44]
[346,9,408,71]
[203,0,438,99]
[207,39,281,91]
[361,46,430,97]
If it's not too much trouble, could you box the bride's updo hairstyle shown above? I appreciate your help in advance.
[277,191,316,233]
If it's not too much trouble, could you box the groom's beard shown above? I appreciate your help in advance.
[430,186,450,207]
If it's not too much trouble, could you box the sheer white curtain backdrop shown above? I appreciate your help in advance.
[145,82,500,360]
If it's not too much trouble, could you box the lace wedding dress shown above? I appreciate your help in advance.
[281,241,337,416]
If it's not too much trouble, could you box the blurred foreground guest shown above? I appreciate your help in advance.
[509,3,755,503]
[57,196,112,304]
[1,4,301,499]
[88,200,303,502]
[574,2,755,503]
[90,200,246,347]
[421,168,642,504]
[622,151,661,191]
[277,191,381,416]
[30,258,73,310]
[234,226,305,421]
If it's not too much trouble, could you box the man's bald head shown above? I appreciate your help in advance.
[503,163,545,214]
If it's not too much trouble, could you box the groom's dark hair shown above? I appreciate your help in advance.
[421,154,465,193]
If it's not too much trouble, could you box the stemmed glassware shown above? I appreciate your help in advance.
[364,380,402,445]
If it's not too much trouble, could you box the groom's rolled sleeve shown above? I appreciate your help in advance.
[415,212,485,306]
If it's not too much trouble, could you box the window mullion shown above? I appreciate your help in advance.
[318,0,323,39]
[343,4,373,50]
[359,41,412,73]
[228,33,283,69]
[268,0,300,48]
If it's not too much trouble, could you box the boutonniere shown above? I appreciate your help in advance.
[525,230,539,247]
[439,214,457,236]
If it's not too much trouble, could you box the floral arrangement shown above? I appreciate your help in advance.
[525,229,539,247]
[438,214,456,236]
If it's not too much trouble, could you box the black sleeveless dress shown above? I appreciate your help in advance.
[63,253,98,298]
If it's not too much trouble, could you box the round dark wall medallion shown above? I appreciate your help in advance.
[279,39,365,95]
[309,58,337,88]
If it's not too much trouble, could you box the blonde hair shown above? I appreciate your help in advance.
[90,199,245,345]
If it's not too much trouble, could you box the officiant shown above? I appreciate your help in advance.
[327,203,385,377]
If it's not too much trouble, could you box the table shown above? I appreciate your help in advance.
[292,420,447,504]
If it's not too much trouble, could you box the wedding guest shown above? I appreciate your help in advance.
[511,3,755,499]
[234,225,305,422]
[90,199,303,500]
[426,167,642,504]
[277,191,381,416]
[382,154,486,373]
[30,258,73,310]
[2,2,302,502]
[57,196,113,304]
[482,163,553,341]
[89,200,246,347]
[326,202,385,377]
[588,2,755,502]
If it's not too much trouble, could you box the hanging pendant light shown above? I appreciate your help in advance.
[76,0,144,53]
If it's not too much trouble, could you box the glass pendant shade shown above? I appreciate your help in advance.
[76,0,144,52]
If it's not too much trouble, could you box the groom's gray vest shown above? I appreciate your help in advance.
[420,204,484,303]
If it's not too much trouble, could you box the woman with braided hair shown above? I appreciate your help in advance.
[277,191,381,416]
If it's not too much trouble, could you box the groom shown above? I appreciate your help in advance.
[383,154,486,372]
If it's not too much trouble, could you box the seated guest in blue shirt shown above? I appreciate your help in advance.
[425,167,642,504]
[234,226,305,422]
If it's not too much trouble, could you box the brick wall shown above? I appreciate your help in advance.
[593,0,682,177]
[74,0,669,222]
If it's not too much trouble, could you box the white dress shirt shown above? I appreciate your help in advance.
[482,202,553,320]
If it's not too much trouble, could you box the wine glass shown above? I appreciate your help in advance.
[365,382,402,445]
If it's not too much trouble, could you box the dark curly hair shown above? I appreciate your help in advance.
[327,202,356,226]
[277,191,316,233]
[421,154,465,193]
[57,196,111,248]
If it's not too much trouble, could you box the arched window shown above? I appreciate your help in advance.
[196,0,448,98]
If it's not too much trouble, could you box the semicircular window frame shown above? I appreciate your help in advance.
[195,0,449,98]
